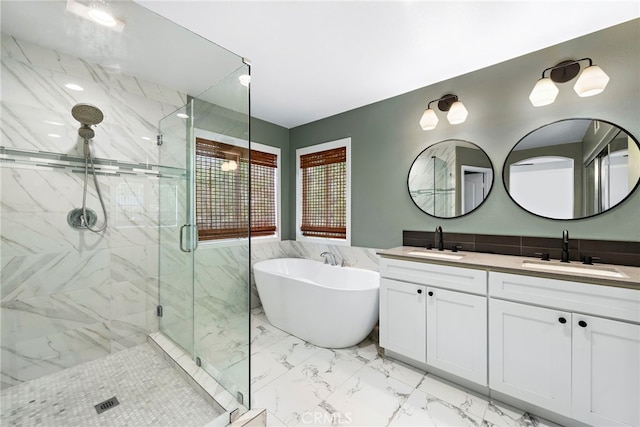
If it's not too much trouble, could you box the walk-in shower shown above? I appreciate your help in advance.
[67,103,108,232]
[1,0,251,424]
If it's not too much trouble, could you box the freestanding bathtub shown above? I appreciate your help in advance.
[253,258,380,348]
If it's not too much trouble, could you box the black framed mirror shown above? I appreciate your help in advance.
[408,140,494,218]
[503,118,640,220]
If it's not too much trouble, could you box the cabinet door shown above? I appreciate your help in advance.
[380,278,426,363]
[426,287,487,386]
[572,314,640,427]
[489,299,572,416]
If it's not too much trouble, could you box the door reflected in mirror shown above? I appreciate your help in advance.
[503,119,640,220]
[408,140,494,218]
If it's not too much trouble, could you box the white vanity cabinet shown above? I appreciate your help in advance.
[426,287,487,386]
[489,298,572,416]
[379,257,488,386]
[572,314,640,427]
[379,277,427,363]
[489,271,640,427]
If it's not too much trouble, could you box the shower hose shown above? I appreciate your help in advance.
[82,138,108,233]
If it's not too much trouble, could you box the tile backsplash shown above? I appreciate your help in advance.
[403,230,640,267]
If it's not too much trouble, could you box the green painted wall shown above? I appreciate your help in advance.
[288,19,640,249]
[251,117,292,240]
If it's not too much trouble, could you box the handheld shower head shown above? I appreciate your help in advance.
[72,103,104,126]
[78,125,95,140]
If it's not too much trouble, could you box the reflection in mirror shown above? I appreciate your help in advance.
[408,140,494,218]
[504,119,640,219]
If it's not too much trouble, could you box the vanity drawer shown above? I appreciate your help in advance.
[489,272,640,323]
[380,258,487,295]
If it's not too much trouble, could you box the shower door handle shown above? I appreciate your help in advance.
[179,224,192,253]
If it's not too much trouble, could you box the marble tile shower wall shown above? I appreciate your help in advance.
[0,35,187,388]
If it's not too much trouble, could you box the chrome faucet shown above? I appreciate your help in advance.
[320,251,338,266]
[561,229,570,263]
[435,226,444,251]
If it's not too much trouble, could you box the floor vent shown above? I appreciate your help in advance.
[95,396,120,414]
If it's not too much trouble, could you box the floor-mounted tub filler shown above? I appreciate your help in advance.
[253,258,380,348]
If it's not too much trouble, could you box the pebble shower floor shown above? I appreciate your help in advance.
[1,343,223,426]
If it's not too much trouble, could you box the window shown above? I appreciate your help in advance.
[195,130,280,242]
[296,138,351,245]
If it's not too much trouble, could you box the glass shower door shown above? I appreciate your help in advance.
[192,65,251,406]
[157,63,251,408]
[158,101,196,355]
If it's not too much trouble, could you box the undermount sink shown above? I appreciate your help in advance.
[522,261,627,278]
[406,250,464,260]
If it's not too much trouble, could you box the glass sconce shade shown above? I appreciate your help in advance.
[446,101,468,125]
[529,77,559,107]
[420,108,439,130]
[573,65,610,97]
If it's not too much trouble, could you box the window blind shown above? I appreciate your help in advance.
[300,146,347,239]
[195,137,277,241]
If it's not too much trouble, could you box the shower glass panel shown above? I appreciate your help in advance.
[191,65,251,405]
[158,101,196,355]
[158,63,251,405]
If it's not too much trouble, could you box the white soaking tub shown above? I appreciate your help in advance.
[253,258,380,348]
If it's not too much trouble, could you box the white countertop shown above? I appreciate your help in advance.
[377,246,640,290]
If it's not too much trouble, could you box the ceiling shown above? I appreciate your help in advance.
[135,1,639,129]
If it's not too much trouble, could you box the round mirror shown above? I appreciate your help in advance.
[503,119,640,220]
[408,140,494,218]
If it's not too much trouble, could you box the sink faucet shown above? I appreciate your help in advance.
[435,226,444,251]
[561,229,570,263]
[320,251,338,266]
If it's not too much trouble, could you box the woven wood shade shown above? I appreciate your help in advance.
[195,138,277,241]
[300,147,347,239]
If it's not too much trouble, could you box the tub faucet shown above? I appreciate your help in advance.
[435,226,444,251]
[320,251,338,266]
[561,229,570,263]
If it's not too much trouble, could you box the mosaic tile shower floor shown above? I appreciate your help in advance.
[1,343,223,426]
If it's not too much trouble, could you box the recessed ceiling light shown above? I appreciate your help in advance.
[88,7,117,27]
[66,0,125,32]
[44,120,64,126]
[65,83,84,91]
[176,113,189,119]
[48,134,61,138]
[141,136,152,141]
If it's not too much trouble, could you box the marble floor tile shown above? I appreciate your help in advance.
[252,349,366,425]
[322,365,415,426]
[252,336,323,392]
[366,356,425,389]
[251,307,556,427]
[483,400,561,427]
[417,373,490,419]
[251,315,290,354]
[390,388,483,427]
[334,337,380,363]
[266,409,287,427]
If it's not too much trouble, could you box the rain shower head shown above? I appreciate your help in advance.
[71,103,104,126]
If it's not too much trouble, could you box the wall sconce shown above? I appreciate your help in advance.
[420,94,468,131]
[529,58,609,107]
[221,160,238,171]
